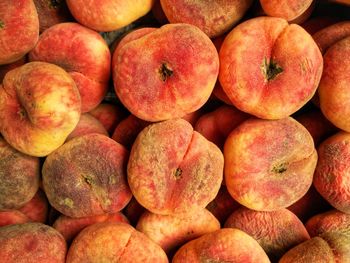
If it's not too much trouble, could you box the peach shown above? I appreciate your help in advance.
[279,233,350,262]
[136,209,220,254]
[172,228,270,263]
[18,190,48,223]
[53,212,129,242]
[313,132,350,214]
[128,119,224,215]
[0,56,26,83]
[66,113,108,141]
[305,209,350,237]
[123,197,146,226]
[225,207,310,260]
[89,103,126,134]
[194,105,250,149]
[112,115,150,149]
[66,0,154,32]
[0,222,67,263]
[33,0,71,33]
[260,0,315,24]
[0,210,30,227]
[160,0,254,38]
[0,0,39,64]
[224,117,317,211]
[318,39,350,132]
[219,16,323,119]
[313,21,350,54]
[0,136,40,210]
[29,22,110,112]
[43,133,132,218]
[0,62,81,157]
[295,108,338,146]
[113,23,219,122]
[66,222,168,263]
[206,185,241,224]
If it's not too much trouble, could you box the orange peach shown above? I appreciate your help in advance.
[66,222,168,263]
[53,212,129,243]
[0,222,67,263]
[172,228,270,263]
[66,113,108,141]
[260,0,315,24]
[43,133,132,218]
[313,132,350,214]
[66,0,154,32]
[219,16,323,119]
[160,0,253,38]
[224,117,317,211]
[0,0,39,64]
[0,210,30,227]
[0,62,81,157]
[0,137,40,210]
[128,119,224,215]
[113,23,219,121]
[18,190,48,223]
[225,207,310,260]
[29,22,110,112]
[136,209,220,254]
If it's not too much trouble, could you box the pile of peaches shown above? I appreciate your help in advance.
[0,0,350,262]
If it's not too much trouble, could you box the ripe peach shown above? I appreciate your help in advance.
[128,119,224,215]
[29,22,110,112]
[0,137,40,210]
[260,0,315,24]
[219,16,323,119]
[66,0,154,32]
[43,133,132,218]
[18,190,48,223]
[0,222,67,263]
[66,222,168,263]
[113,23,219,122]
[313,132,350,214]
[0,62,81,157]
[224,117,317,211]
[53,212,129,242]
[172,228,270,263]
[33,0,71,32]
[66,113,108,141]
[225,207,310,260]
[136,209,220,254]
[0,210,30,227]
[0,0,39,64]
[160,0,253,38]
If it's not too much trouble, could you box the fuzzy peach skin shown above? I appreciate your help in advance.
[66,113,108,141]
[225,207,310,260]
[33,0,71,33]
[0,210,30,227]
[128,119,224,215]
[260,0,315,24]
[0,56,26,83]
[0,137,40,210]
[136,209,220,254]
[305,209,350,237]
[43,133,132,218]
[0,222,67,263]
[29,22,110,112]
[172,228,270,263]
[0,62,81,157]
[0,0,39,65]
[219,17,323,119]
[160,0,253,38]
[66,0,154,32]
[279,232,350,263]
[313,21,350,54]
[318,37,350,132]
[113,23,219,122]
[17,190,48,223]
[66,222,168,263]
[313,132,350,214]
[195,105,250,149]
[89,103,126,134]
[53,212,129,243]
[224,117,317,211]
